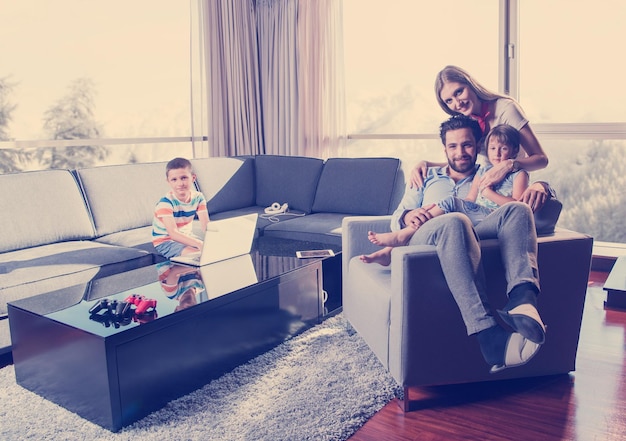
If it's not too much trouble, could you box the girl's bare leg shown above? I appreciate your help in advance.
[368,226,415,247]
[360,247,393,266]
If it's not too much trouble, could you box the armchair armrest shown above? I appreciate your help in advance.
[388,243,490,385]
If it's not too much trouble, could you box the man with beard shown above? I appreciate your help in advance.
[365,114,546,373]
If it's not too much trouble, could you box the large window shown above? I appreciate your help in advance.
[342,0,499,171]
[344,0,498,136]
[0,1,194,169]
[343,1,626,243]
[519,1,626,123]
[2,1,626,242]
[519,1,626,243]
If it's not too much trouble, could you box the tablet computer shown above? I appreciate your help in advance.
[295,249,335,259]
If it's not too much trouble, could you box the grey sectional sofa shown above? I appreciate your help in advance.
[0,155,405,354]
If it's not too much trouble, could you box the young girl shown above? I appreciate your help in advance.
[362,124,529,266]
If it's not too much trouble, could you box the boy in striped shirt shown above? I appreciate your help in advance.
[152,157,210,258]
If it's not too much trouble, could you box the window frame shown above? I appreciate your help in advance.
[347,0,626,142]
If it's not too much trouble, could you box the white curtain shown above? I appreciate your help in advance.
[256,0,298,156]
[197,0,346,158]
[190,0,209,158]
[198,0,264,157]
[294,0,346,158]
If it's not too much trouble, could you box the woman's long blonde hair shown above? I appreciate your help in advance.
[434,65,509,115]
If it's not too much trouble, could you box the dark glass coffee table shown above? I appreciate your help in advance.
[8,237,341,431]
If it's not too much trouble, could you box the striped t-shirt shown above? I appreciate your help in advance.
[152,190,208,247]
[156,262,205,299]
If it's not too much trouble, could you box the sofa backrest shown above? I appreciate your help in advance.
[192,157,255,215]
[75,162,169,237]
[312,157,402,215]
[254,155,324,214]
[0,170,95,253]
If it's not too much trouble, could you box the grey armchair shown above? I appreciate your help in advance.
[342,215,593,411]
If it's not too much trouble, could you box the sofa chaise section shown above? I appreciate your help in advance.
[0,170,152,354]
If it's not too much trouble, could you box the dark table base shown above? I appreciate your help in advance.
[9,250,332,431]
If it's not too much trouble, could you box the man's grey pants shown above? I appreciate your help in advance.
[407,202,539,335]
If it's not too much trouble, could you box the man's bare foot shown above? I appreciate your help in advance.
[367,230,411,247]
[360,248,392,266]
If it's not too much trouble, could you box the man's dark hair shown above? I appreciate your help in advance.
[166,157,193,177]
[439,115,483,147]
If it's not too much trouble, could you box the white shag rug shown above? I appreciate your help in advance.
[0,314,401,441]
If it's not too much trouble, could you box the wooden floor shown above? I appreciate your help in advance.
[349,270,626,441]
[1,271,623,440]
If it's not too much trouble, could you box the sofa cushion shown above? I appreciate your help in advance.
[0,240,153,315]
[192,157,255,215]
[95,226,158,254]
[0,170,95,253]
[75,162,170,237]
[254,155,324,214]
[0,279,94,354]
[312,158,401,215]
[262,213,346,246]
[207,206,283,233]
